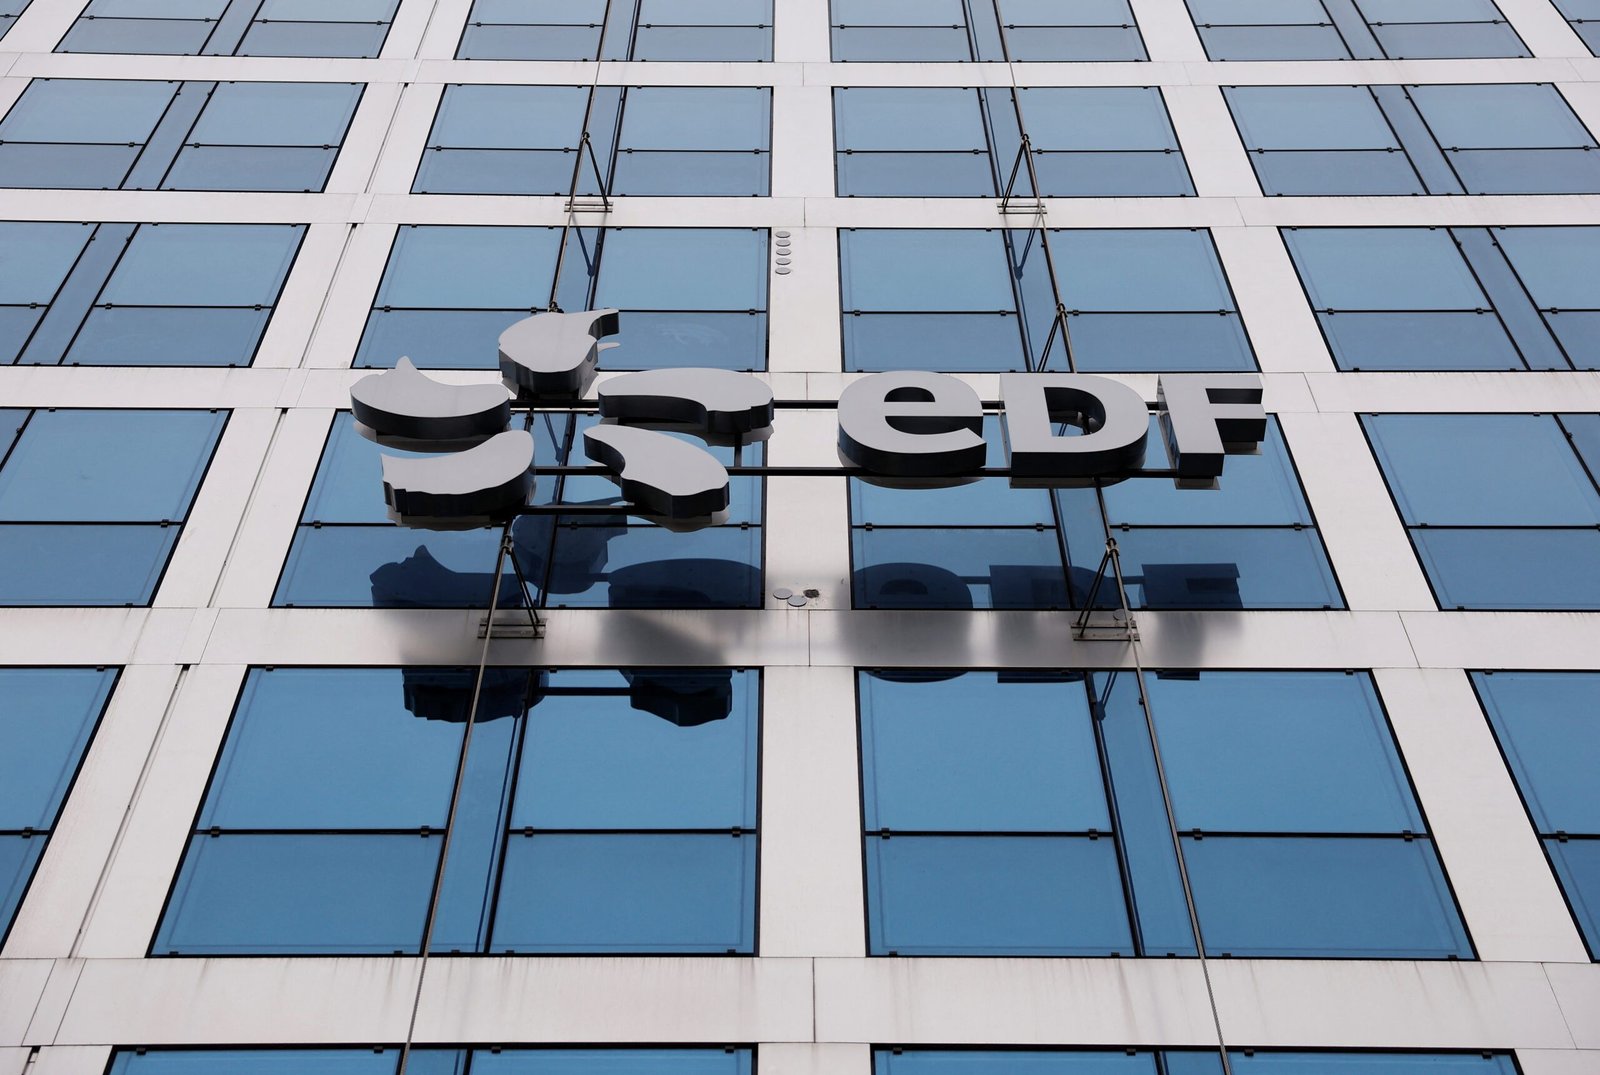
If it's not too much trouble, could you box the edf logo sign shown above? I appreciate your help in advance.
[350,310,1266,531]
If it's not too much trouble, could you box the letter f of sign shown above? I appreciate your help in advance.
[498,312,775,528]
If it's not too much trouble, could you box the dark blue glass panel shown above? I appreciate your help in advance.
[844,313,1028,373]
[620,89,769,152]
[1371,21,1527,59]
[1413,529,1600,610]
[1548,839,1600,952]
[1190,0,1329,21]
[1474,672,1600,833]
[1051,230,1236,312]
[65,307,273,366]
[876,1053,1158,1075]
[1198,25,1350,59]
[1147,672,1421,832]
[0,667,115,827]
[100,224,303,306]
[866,835,1132,955]
[1021,88,1178,150]
[1494,227,1600,310]
[1285,228,1485,311]
[0,409,225,521]
[632,25,772,60]
[1109,528,1342,610]
[997,25,1147,60]
[109,1053,399,1075]
[1227,87,1400,151]
[1407,84,1595,150]
[859,671,1109,832]
[511,670,757,829]
[189,81,361,146]
[57,18,217,54]
[0,78,173,142]
[469,0,606,24]
[1444,148,1600,195]
[162,146,339,192]
[0,306,42,362]
[84,0,228,15]
[373,226,562,309]
[493,833,756,953]
[852,528,1068,610]
[275,526,509,608]
[457,24,602,60]
[1365,414,1600,526]
[1,837,45,937]
[835,88,987,151]
[1064,312,1253,372]
[841,229,1016,311]
[1097,423,1311,525]
[831,27,973,61]
[200,669,463,830]
[594,229,768,312]
[1317,311,1520,371]
[1183,836,1472,958]
[357,310,535,369]
[156,834,438,954]
[540,526,762,609]
[472,1050,751,1075]
[428,84,588,149]
[414,149,580,196]
[0,524,178,605]
[237,21,391,58]
[610,152,770,197]
[837,153,997,197]
[0,222,91,303]
[1252,152,1425,197]
[1030,153,1194,198]
[854,420,1051,526]
[0,143,141,189]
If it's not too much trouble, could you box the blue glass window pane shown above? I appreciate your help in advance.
[493,834,756,953]
[414,149,579,197]
[0,409,224,522]
[189,82,362,146]
[1365,414,1600,525]
[237,21,391,58]
[859,672,1110,831]
[0,524,178,605]
[1285,229,1485,311]
[1051,230,1235,312]
[844,313,1028,372]
[199,669,464,830]
[835,151,993,197]
[1475,672,1600,833]
[427,85,587,149]
[57,18,216,55]
[1189,0,1329,21]
[1021,88,1178,150]
[1,838,45,937]
[109,1052,400,1075]
[66,306,273,366]
[834,0,966,24]
[1357,0,1503,17]
[99,224,303,306]
[1099,423,1311,525]
[1548,839,1600,952]
[1444,148,1600,195]
[610,152,769,197]
[594,229,768,312]
[1494,227,1600,310]
[631,24,771,60]
[1413,529,1600,610]
[469,0,605,21]
[1001,0,1137,19]
[1198,25,1351,59]
[0,668,114,827]
[1252,151,1424,197]
[1566,414,1600,471]
[541,526,762,610]
[1372,21,1527,59]
[642,0,770,22]
[1230,1055,1517,1075]
[856,420,1051,526]
[275,527,508,608]
[357,310,533,369]
[156,833,437,954]
[1316,311,1518,371]
[457,24,602,60]
[1408,84,1595,149]
[999,26,1147,60]
[1227,87,1399,151]
[842,230,1016,311]
[1184,836,1472,958]
[0,78,173,142]
[866,835,1132,955]
[1030,151,1194,198]
[261,0,399,21]
[84,0,227,15]
[472,1050,750,1075]
[1112,528,1342,610]
[511,671,757,828]
[852,528,1068,610]
[1063,312,1252,371]
[0,143,140,188]
[374,226,561,310]
[620,88,770,152]
[877,1054,1158,1075]
[0,222,91,303]
[163,146,337,193]
[831,25,973,60]
[1148,673,1422,832]
[835,89,988,151]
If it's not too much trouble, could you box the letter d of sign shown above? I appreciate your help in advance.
[1000,373,1148,483]
[837,371,986,477]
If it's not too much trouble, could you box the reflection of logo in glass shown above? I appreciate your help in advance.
[350,310,772,530]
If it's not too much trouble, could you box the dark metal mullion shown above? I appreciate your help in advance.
[17,222,137,367]
[199,0,262,56]
[1450,227,1561,371]
[128,80,215,190]
[1396,83,1472,193]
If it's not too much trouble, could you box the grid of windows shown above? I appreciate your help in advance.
[830,0,1147,61]
[1365,413,1600,610]
[357,226,769,372]
[0,221,304,367]
[58,0,399,57]
[275,413,764,610]
[0,79,362,192]
[859,670,1469,957]
[875,1053,1520,1075]
[851,417,1338,611]
[0,667,116,945]
[1187,0,1527,60]
[416,85,772,198]
[1473,671,1600,957]
[457,0,773,61]
[833,87,1192,198]
[0,409,226,605]
[839,228,1253,373]
[1226,83,1600,196]
[155,667,759,955]
[1284,226,1600,371]
[110,1049,756,1074]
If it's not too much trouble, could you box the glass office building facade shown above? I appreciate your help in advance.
[0,0,1597,1072]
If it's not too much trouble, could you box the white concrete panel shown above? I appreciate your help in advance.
[327,81,403,196]
[1401,613,1600,672]
[0,1048,26,1075]
[815,957,1219,1044]
[772,85,836,200]
[1278,411,1436,612]
[1375,667,1591,963]
[1211,227,1334,375]
[31,1048,114,1075]
[410,957,814,1043]
[129,609,216,669]
[776,0,831,65]
[19,959,82,1047]
[765,477,851,609]
[54,959,420,1044]
[0,368,289,411]
[768,227,842,375]
[761,1045,872,1075]
[1547,963,1600,1049]
[0,959,51,1044]
[759,666,866,957]
[1304,371,1600,415]
[1161,85,1259,199]
[259,223,361,369]
[1210,960,1574,1048]
[0,610,147,668]
[3,665,183,959]
[1128,0,1208,62]
[369,81,443,196]
[210,408,330,610]
[0,0,77,55]
[1515,1051,1600,1075]
[302,223,392,369]
[74,666,248,959]
[384,0,435,60]
[1498,0,1593,60]
[415,0,472,60]
[155,408,279,610]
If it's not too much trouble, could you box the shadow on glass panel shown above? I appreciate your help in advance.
[621,669,735,727]
[367,542,527,609]
[853,561,977,610]
[398,665,734,729]
[1135,562,1244,610]
[606,557,761,609]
